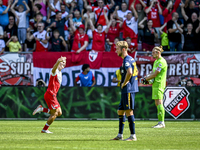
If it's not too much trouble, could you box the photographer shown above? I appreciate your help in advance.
[36,78,47,87]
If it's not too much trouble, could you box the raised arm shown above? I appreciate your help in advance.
[52,56,66,74]
[105,17,113,33]
[22,1,30,14]
[131,0,138,21]
[138,17,147,29]
[145,0,154,14]
[10,0,18,15]
[184,0,190,8]
[104,8,109,25]
[109,0,115,9]
[59,36,67,48]
[2,0,11,14]
[88,13,95,31]
[163,1,172,17]
[180,1,188,21]
[196,23,200,33]
[139,0,147,8]
[45,28,51,40]
[157,0,162,15]
[159,23,167,35]
[69,14,76,32]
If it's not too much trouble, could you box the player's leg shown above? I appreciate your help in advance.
[153,99,165,128]
[33,92,51,115]
[111,95,125,140]
[124,93,137,141]
[42,107,62,133]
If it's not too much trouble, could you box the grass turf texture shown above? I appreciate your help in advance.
[0,121,199,150]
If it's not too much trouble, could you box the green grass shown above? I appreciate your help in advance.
[0,121,199,150]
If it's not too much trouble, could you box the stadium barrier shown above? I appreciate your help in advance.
[0,86,199,119]
[1,51,200,86]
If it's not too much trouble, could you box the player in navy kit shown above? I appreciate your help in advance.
[111,41,139,141]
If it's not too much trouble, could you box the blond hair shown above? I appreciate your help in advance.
[154,46,164,53]
[116,41,129,51]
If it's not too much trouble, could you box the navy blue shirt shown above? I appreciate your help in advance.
[121,55,139,93]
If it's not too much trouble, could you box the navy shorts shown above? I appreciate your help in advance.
[118,93,135,110]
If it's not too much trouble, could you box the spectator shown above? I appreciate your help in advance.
[24,35,36,52]
[74,64,96,87]
[115,2,131,21]
[159,23,169,51]
[27,22,49,52]
[0,27,5,54]
[139,17,158,51]
[183,23,196,51]
[85,22,93,51]
[195,22,200,50]
[0,0,11,28]
[49,11,65,38]
[61,4,68,19]
[48,0,61,21]
[122,0,138,50]
[85,0,115,29]
[46,28,67,52]
[162,0,181,32]
[11,0,30,44]
[83,8,95,25]
[181,2,199,32]
[126,37,137,54]
[70,0,82,13]
[69,15,89,53]
[110,37,119,52]
[167,12,183,51]
[184,0,199,20]
[72,10,82,28]
[145,0,162,37]
[34,13,46,32]
[6,36,22,52]
[112,66,123,87]
[88,12,112,52]
[33,0,47,20]
[85,0,98,7]
[186,79,194,86]
[32,3,42,18]
[135,0,147,42]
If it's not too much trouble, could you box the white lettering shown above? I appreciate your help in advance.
[0,62,9,72]
[24,63,30,75]
[10,63,16,74]
[190,63,196,75]
[176,64,181,75]
[169,64,175,76]
[182,63,188,75]
[140,64,145,76]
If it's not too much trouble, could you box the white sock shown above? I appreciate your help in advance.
[118,133,123,137]
[131,134,136,138]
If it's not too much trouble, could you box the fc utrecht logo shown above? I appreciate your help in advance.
[89,51,98,62]
[163,87,190,119]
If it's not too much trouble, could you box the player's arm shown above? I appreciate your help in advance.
[145,70,160,81]
[121,67,132,89]
[91,73,96,87]
[52,56,66,74]
[74,75,80,86]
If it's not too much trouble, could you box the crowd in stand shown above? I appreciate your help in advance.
[0,0,200,53]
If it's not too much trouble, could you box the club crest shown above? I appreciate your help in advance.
[89,51,98,62]
[163,87,190,119]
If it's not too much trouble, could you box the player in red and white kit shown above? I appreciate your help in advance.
[33,56,66,133]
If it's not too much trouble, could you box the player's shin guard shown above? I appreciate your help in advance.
[157,104,165,122]
[119,115,125,134]
[128,115,135,134]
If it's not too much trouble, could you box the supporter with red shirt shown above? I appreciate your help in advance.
[145,0,162,36]
[126,37,137,54]
[121,0,138,49]
[162,0,181,32]
[88,13,112,52]
[110,37,120,52]
[84,0,115,28]
[69,15,89,53]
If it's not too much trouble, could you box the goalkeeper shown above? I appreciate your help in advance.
[141,46,167,128]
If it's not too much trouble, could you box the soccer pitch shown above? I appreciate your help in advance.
[0,121,199,150]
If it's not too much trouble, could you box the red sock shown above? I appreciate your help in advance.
[43,108,50,113]
[43,123,50,131]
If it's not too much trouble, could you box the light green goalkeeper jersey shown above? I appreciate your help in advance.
[152,57,167,92]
